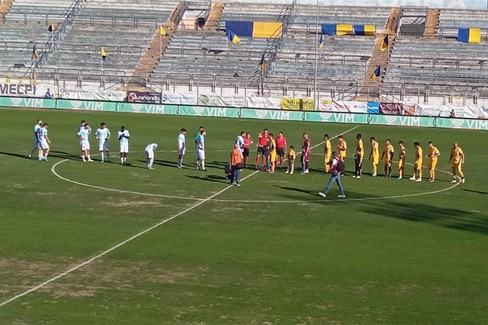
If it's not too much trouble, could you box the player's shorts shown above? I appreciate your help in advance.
[429,158,437,170]
[398,159,405,168]
[257,146,264,155]
[303,151,310,161]
[452,162,462,171]
[414,160,422,170]
[197,149,205,160]
[98,140,109,151]
[120,143,129,153]
[277,148,285,157]
[270,152,277,162]
[178,147,186,155]
[146,149,154,159]
[81,140,90,151]
[262,146,269,157]
[40,140,49,150]
[243,148,250,157]
[372,155,379,165]
[339,153,346,160]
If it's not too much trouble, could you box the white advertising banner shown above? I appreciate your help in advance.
[415,104,480,119]
[198,94,246,107]
[246,96,281,109]
[59,89,126,101]
[161,92,197,105]
[319,99,368,113]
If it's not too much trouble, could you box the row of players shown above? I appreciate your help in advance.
[28,120,466,183]
[233,129,466,183]
[29,119,158,168]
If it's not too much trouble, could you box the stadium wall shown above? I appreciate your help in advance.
[224,0,487,9]
[0,96,486,131]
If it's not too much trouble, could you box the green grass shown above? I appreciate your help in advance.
[0,107,487,324]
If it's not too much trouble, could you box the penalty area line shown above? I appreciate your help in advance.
[0,125,360,308]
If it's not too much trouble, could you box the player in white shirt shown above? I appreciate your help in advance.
[145,143,158,169]
[78,123,93,162]
[118,126,130,165]
[38,123,51,161]
[29,119,43,159]
[177,128,187,168]
[78,120,91,158]
[196,129,206,171]
[94,122,111,163]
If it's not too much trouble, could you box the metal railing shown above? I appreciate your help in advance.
[23,0,84,77]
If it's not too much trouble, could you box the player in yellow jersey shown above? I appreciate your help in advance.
[337,135,347,174]
[285,145,296,174]
[397,141,406,180]
[409,141,423,182]
[449,142,465,183]
[427,141,441,182]
[381,139,395,177]
[353,133,364,178]
[369,137,379,176]
[268,133,276,173]
[323,134,332,173]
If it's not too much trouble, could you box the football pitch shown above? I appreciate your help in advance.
[0,108,487,324]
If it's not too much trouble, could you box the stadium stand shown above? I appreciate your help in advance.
[37,0,178,87]
[263,5,391,98]
[380,8,488,102]
[150,2,289,92]
[0,0,75,78]
[1,0,488,105]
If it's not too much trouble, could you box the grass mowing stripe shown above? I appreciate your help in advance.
[0,125,359,308]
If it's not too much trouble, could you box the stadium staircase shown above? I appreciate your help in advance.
[424,9,440,37]
[126,1,184,89]
[202,2,224,31]
[356,7,400,101]
[0,0,13,22]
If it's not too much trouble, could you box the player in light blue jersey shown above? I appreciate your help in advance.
[78,123,93,162]
[196,129,206,171]
[29,119,43,159]
[235,131,245,157]
[38,123,51,161]
[95,122,111,162]
[177,128,187,168]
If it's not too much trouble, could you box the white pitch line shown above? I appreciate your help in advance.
[50,161,205,201]
[49,126,361,202]
[0,125,360,308]
[0,171,261,309]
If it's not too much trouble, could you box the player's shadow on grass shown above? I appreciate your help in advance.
[206,160,228,168]
[360,200,488,236]
[274,185,318,196]
[0,151,32,159]
[462,188,488,195]
[150,159,179,168]
[0,150,82,161]
[186,175,229,184]
[49,150,86,161]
